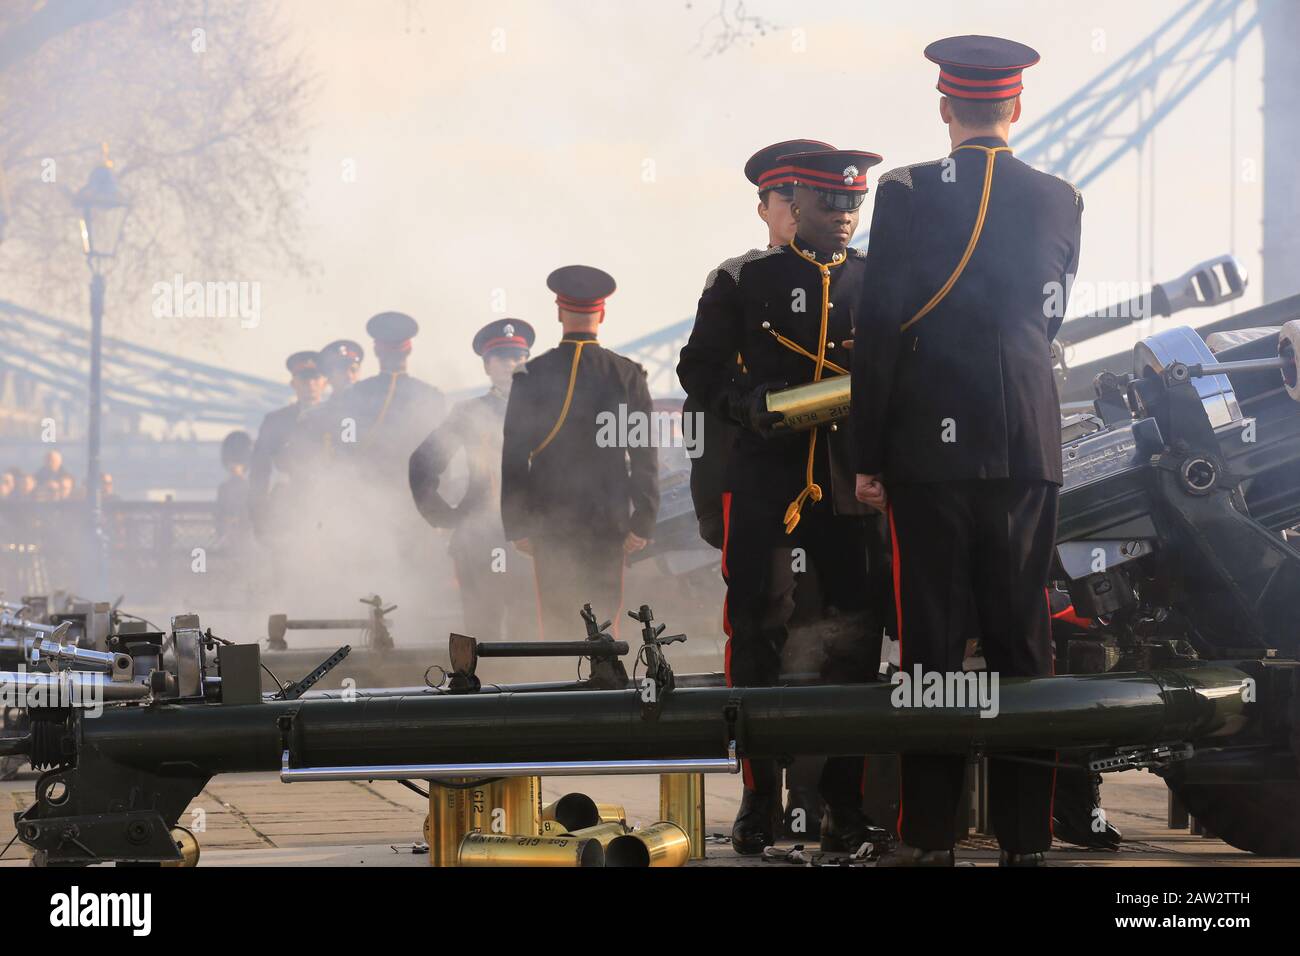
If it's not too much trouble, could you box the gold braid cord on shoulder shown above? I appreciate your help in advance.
[782,242,847,535]
[899,145,1010,333]
[529,339,590,462]
[358,372,400,448]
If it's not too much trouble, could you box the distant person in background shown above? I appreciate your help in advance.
[411,319,537,641]
[279,338,366,476]
[329,313,446,479]
[215,430,254,551]
[249,351,326,540]
[0,471,15,499]
[17,472,36,498]
[99,473,118,502]
[35,450,67,486]
[58,473,77,501]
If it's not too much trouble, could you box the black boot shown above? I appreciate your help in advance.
[817,755,887,852]
[999,850,1046,867]
[1052,770,1121,849]
[876,844,955,867]
[820,803,891,853]
[784,785,823,840]
[732,760,782,855]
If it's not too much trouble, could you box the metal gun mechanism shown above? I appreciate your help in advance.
[277,645,352,700]
[266,594,395,652]
[1089,743,1195,774]
[629,604,686,720]
[444,602,631,693]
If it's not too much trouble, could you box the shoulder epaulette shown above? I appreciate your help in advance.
[703,245,784,292]
[877,159,946,191]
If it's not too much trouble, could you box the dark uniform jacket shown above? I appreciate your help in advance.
[249,401,310,535]
[677,239,869,515]
[683,394,737,549]
[409,389,509,556]
[851,136,1082,484]
[501,332,659,541]
[330,371,446,469]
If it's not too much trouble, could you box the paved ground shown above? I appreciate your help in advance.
[3,764,1293,867]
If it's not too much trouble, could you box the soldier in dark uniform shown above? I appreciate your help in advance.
[319,339,365,399]
[249,350,325,540]
[850,36,1083,867]
[501,266,659,641]
[687,139,841,842]
[410,319,537,641]
[678,149,890,855]
[279,339,366,476]
[329,313,447,482]
[687,139,834,548]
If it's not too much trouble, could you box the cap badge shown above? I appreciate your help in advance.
[503,323,514,337]
[842,165,859,185]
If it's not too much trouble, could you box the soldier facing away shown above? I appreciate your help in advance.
[851,35,1084,867]
[500,266,659,641]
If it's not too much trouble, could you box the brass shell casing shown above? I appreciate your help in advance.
[562,821,631,848]
[479,776,542,837]
[658,773,706,860]
[540,793,626,835]
[605,821,692,868]
[457,832,604,867]
[428,778,476,867]
[765,376,851,431]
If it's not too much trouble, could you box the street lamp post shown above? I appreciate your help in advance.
[73,155,130,590]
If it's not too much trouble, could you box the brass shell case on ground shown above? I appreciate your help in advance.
[540,792,627,834]
[562,821,631,848]
[457,832,604,867]
[427,778,476,867]
[765,376,851,431]
[658,773,706,860]
[605,821,692,868]
[478,776,542,837]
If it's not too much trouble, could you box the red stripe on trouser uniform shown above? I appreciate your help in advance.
[719,491,752,787]
[1048,590,1058,839]
[888,505,905,838]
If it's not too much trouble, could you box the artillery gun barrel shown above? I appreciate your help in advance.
[59,665,1250,775]
[0,670,151,703]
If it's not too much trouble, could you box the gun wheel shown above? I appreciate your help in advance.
[1163,778,1300,857]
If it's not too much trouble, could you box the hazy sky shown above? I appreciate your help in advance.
[112,0,1270,394]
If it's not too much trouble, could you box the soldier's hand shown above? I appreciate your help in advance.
[513,537,533,555]
[840,338,854,350]
[623,532,647,555]
[855,473,887,511]
[740,381,787,436]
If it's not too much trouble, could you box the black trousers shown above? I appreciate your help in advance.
[452,536,537,641]
[532,532,626,641]
[888,479,1059,853]
[721,491,888,800]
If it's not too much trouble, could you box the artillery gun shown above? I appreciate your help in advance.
[4,300,1300,864]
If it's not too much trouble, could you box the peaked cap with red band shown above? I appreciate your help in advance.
[547,265,616,315]
[778,148,884,210]
[473,318,535,357]
[318,338,364,370]
[745,139,835,196]
[924,35,1040,101]
[285,350,322,376]
[365,311,420,353]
